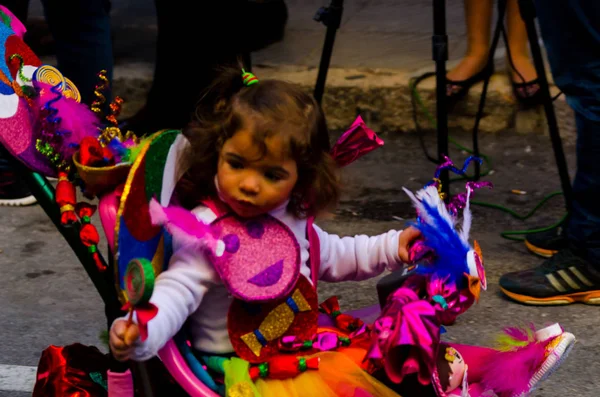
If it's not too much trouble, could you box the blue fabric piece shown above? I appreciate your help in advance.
[116,215,162,289]
[254,330,267,347]
[174,332,220,393]
[0,23,14,82]
[0,80,13,94]
[286,296,300,314]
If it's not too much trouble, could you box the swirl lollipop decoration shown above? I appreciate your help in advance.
[121,258,158,341]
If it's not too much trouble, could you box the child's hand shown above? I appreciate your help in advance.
[398,226,422,263]
[109,319,140,362]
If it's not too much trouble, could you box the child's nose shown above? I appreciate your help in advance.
[239,176,260,195]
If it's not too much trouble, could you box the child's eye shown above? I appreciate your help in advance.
[264,171,282,182]
[228,159,244,170]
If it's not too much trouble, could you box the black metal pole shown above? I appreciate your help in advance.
[518,0,573,210]
[433,0,449,200]
[7,152,156,396]
[313,0,344,105]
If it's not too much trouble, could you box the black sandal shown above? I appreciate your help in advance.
[446,65,494,104]
[512,79,543,107]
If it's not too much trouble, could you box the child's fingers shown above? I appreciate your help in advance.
[398,226,422,263]
[112,319,129,339]
[112,347,133,362]
[124,324,140,346]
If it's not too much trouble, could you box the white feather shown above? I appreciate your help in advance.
[403,185,456,230]
[402,187,432,224]
[459,188,472,243]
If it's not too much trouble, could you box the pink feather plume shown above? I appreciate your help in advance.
[34,82,101,160]
[148,198,221,253]
[479,324,547,396]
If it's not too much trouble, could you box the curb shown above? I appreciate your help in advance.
[112,63,576,135]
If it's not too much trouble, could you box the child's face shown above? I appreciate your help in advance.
[217,128,298,218]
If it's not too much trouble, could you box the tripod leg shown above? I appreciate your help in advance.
[432,0,450,200]
[313,0,344,105]
[518,0,573,211]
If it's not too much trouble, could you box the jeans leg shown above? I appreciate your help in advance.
[533,0,600,265]
[567,115,600,264]
[40,0,113,107]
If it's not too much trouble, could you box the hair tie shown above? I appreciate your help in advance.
[242,69,259,86]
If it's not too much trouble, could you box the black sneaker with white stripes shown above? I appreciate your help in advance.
[500,248,600,305]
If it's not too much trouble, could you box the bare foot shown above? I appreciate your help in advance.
[447,55,490,82]
[509,55,537,83]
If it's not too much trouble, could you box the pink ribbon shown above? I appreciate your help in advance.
[330,116,384,167]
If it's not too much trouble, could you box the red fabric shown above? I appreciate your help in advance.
[80,224,99,246]
[320,296,364,332]
[32,344,109,397]
[249,356,320,380]
[122,302,159,342]
[306,216,320,287]
[228,275,319,363]
[56,172,77,225]
[79,137,114,166]
[76,202,97,219]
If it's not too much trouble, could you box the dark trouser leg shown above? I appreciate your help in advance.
[534,0,600,266]
[40,0,113,107]
[145,0,244,131]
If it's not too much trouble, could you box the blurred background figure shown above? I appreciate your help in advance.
[0,0,113,206]
[446,0,541,105]
[118,0,288,136]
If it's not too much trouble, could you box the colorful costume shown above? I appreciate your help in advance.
[0,7,576,397]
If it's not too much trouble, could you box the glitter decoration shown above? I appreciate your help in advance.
[247,259,284,287]
[446,181,493,216]
[124,258,156,305]
[33,64,65,89]
[242,69,259,86]
[227,382,254,397]
[240,288,312,357]
[144,131,178,200]
[91,69,108,115]
[62,77,81,103]
[105,96,123,126]
[246,220,265,239]
[223,234,240,254]
[211,214,301,302]
[8,54,31,83]
[228,275,319,363]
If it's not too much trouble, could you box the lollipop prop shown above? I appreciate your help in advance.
[121,259,158,341]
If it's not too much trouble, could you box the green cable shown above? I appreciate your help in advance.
[410,78,568,240]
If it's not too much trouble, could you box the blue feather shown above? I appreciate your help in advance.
[411,199,470,288]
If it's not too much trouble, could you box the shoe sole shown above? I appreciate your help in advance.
[501,287,600,305]
[0,195,38,207]
[526,332,576,395]
[525,240,558,258]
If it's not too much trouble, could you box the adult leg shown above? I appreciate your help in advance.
[40,0,113,107]
[446,0,493,82]
[499,0,600,304]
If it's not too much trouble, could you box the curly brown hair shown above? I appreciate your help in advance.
[176,66,340,218]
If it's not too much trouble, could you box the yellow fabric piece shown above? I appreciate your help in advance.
[241,289,312,357]
[224,357,261,397]
[254,352,399,397]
